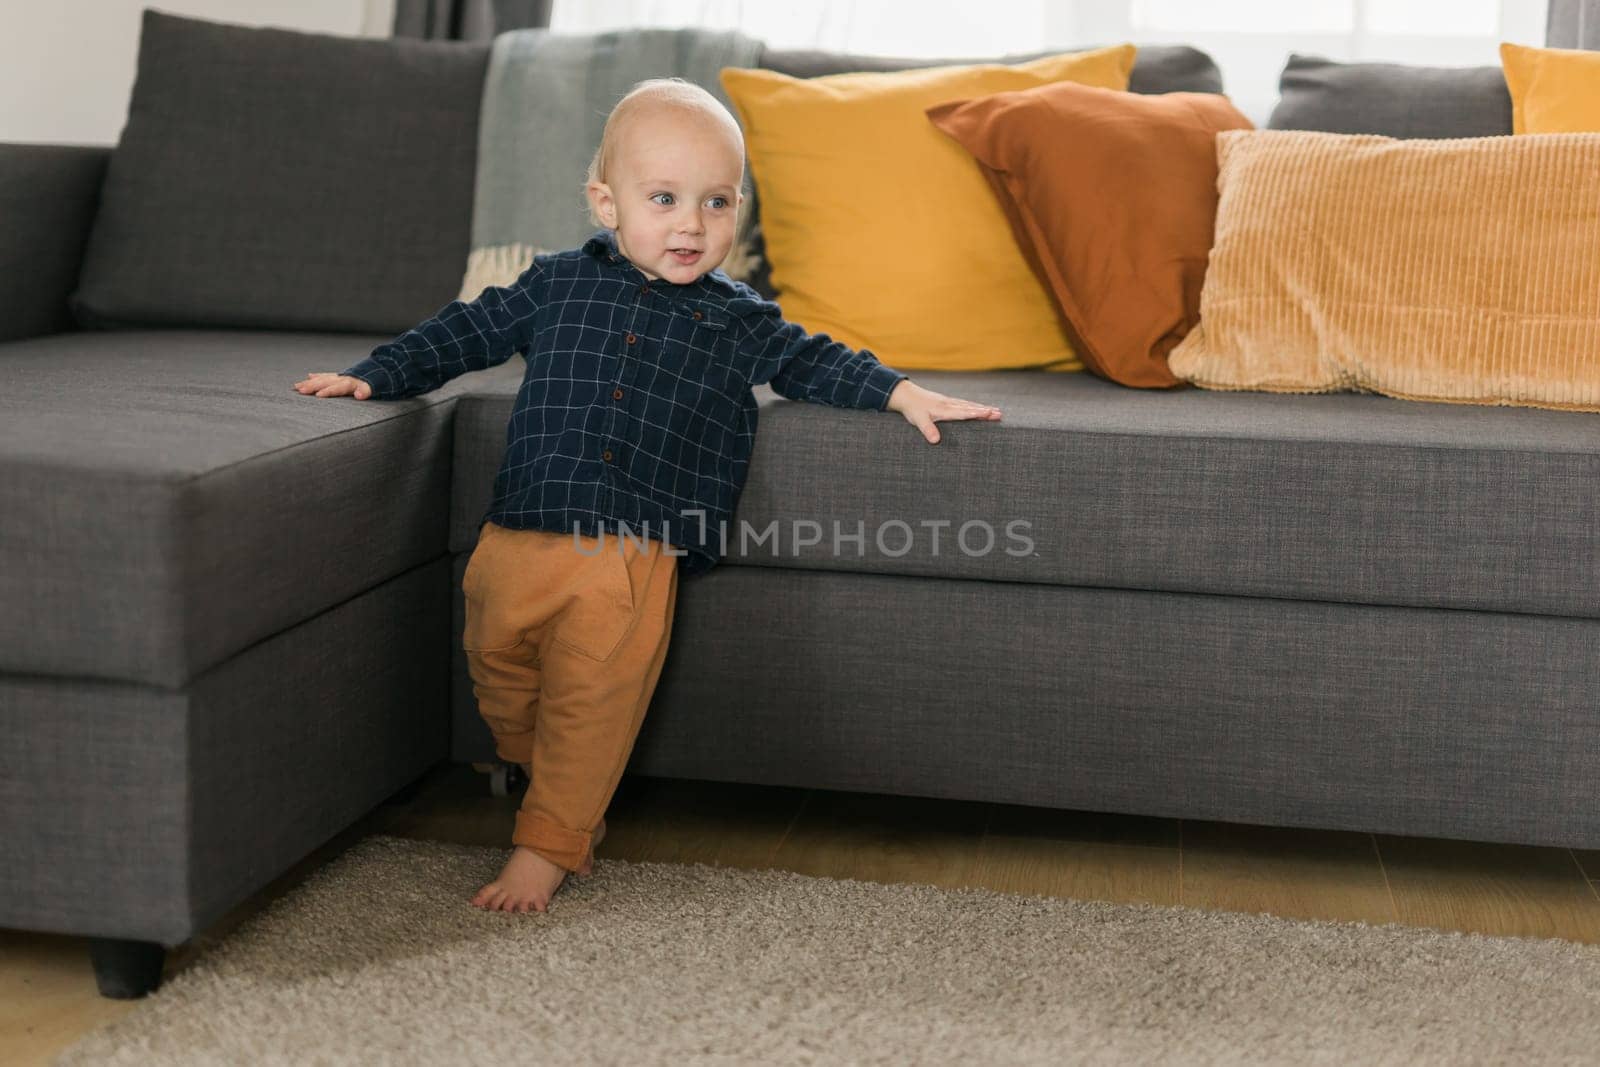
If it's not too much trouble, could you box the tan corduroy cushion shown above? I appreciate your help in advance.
[1168,129,1600,412]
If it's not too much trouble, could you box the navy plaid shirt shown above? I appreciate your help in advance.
[339,229,908,577]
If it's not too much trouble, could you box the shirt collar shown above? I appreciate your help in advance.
[582,229,621,264]
[582,229,710,294]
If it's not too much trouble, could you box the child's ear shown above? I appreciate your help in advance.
[586,180,618,228]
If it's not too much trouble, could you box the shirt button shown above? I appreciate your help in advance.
[625,333,637,344]
[612,387,624,400]
[602,449,614,462]
[692,310,703,321]
[639,284,651,296]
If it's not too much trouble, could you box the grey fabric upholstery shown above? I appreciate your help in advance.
[450,369,1600,621]
[614,564,1600,852]
[1267,54,1512,138]
[0,562,449,944]
[0,329,481,688]
[761,43,1223,94]
[69,10,490,334]
[0,144,108,343]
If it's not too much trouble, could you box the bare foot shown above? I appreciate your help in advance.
[469,819,606,912]
[471,845,568,913]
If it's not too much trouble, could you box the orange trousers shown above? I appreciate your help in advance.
[462,519,679,872]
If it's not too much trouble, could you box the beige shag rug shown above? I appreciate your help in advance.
[57,835,1600,1065]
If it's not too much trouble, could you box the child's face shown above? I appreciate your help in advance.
[587,108,745,286]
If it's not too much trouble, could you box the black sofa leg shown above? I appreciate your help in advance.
[89,937,166,999]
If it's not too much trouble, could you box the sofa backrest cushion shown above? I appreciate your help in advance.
[68,10,490,335]
[762,44,1223,95]
[1500,42,1600,133]
[1168,129,1600,412]
[1267,54,1512,139]
[0,144,108,343]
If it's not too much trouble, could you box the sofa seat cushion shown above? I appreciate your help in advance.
[0,330,473,688]
[448,370,1600,620]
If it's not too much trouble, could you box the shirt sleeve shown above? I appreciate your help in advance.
[734,291,908,411]
[338,259,548,400]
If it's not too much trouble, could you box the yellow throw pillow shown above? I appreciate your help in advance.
[720,45,1135,372]
[1500,42,1600,134]
[1168,129,1600,412]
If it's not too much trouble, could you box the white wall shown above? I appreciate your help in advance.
[0,0,396,146]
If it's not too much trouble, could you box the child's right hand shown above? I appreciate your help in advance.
[294,372,372,400]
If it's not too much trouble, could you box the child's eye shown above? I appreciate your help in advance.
[707,196,730,210]
[651,192,674,206]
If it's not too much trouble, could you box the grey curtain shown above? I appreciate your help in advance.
[393,0,552,41]
[1547,0,1599,48]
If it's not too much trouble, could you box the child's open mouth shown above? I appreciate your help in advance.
[669,248,702,265]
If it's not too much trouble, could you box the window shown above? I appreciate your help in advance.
[551,0,1546,123]
[1121,0,1544,120]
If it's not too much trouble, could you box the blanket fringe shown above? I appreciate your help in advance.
[458,243,546,303]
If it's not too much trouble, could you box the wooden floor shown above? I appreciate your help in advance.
[7,762,1600,1064]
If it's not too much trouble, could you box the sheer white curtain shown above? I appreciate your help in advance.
[551,0,1547,123]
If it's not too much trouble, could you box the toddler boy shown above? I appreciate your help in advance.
[293,78,1002,913]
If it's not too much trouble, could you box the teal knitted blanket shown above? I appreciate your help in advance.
[459,26,764,301]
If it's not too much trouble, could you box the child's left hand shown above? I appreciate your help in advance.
[886,379,1002,444]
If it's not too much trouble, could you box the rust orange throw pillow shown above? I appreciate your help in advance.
[928,82,1252,388]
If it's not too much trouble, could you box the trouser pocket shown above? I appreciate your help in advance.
[552,535,641,662]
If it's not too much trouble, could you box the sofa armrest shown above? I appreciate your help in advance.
[0,143,109,343]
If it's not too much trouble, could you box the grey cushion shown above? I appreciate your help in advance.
[0,144,108,343]
[68,10,490,334]
[1267,53,1512,138]
[0,329,485,688]
[761,43,1222,94]
[449,370,1600,620]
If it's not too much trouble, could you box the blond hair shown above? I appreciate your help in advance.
[584,77,745,227]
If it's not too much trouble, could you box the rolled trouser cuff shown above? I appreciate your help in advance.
[512,809,592,872]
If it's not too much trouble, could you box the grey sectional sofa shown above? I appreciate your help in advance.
[5,11,1598,1001]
